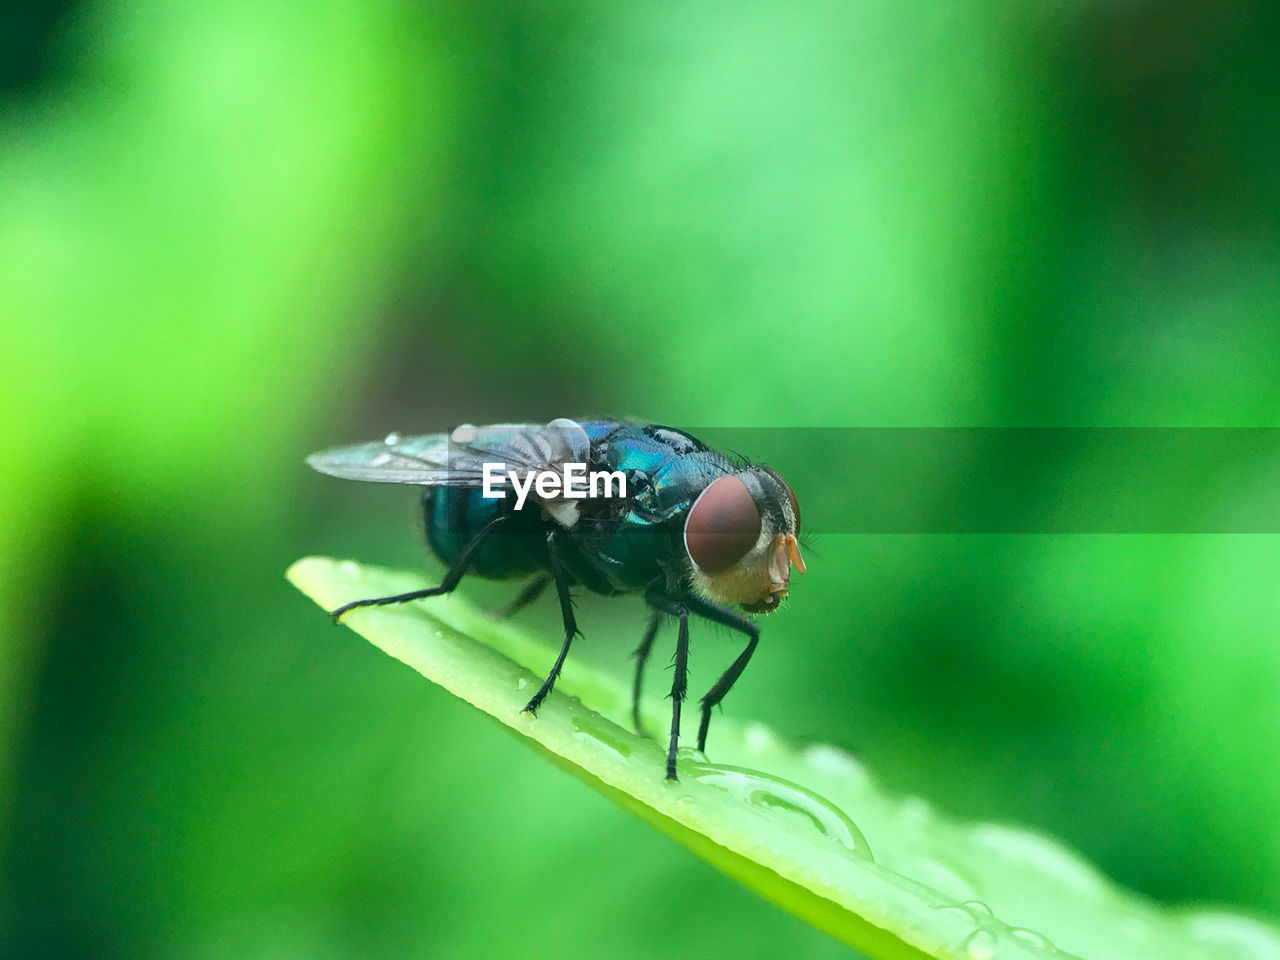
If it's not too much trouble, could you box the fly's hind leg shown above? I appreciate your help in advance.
[485,575,550,620]
[329,514,508,621]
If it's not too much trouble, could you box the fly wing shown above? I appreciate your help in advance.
[306,418,592,488]
[305,431,455,484]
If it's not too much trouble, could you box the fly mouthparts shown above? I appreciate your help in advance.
[772,534,808,583]
[785,534,806,575]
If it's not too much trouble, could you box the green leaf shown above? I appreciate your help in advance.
[287,557,1280,960]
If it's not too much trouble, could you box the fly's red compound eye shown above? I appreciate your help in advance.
[684,476,762,573]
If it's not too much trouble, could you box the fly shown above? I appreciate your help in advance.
[307,418,806,781]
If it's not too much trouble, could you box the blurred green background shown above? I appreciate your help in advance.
[3,2,1279,958]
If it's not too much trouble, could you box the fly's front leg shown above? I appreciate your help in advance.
[631,610,662,737]
[521,532,580,716]
[329,514,508,621]
[682,594,760,753]
[645,585,690,781]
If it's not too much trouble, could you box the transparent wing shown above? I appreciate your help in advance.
[306,418,592,487]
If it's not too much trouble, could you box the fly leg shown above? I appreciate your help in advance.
[683,594,760,753]
[630,610,662,737]
[329,514,508,621]
[486,575,549,619]
[645,586,690,781]
[521,532,581,716]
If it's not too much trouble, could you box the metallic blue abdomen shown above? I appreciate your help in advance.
[424,486,546,579]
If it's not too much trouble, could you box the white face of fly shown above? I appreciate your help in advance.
[683,469,805,614]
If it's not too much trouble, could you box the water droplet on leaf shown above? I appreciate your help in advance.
[686,763,872,859]
[964,928,996,959]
